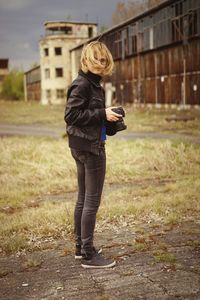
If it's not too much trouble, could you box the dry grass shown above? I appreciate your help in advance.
[0,136,76,207]
[125,105,200,135]
[0,100,65,127]
[1,100,200,135]
[0,135,200,254]
[153,250,176,263]
[0,100,200,254]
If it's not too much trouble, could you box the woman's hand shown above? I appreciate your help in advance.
[105,107,122,122]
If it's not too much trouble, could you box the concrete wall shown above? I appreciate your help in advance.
[39,23,97,105]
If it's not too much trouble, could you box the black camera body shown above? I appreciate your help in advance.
[111,106,127,132]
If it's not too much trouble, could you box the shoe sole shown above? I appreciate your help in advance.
[75,255,83,260]
[81,261,116,269]
[75,248,102,260]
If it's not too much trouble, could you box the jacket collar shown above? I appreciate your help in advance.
[78,69,102,87]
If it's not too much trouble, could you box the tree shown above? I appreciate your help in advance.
[99,25,108,34]
[1,69,24,101]
[112,0,165,25]
[148,0,165,9]
[112,0,147,25]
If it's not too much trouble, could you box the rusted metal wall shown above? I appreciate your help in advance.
[25,66,41,101]
[110,39,200,105]
[27,82,41,101]
[70,0,200,106]
[101,0,200,106]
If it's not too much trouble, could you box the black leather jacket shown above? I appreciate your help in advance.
[64,70,117,154]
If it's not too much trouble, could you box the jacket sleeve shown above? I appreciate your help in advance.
[64,82,106,126]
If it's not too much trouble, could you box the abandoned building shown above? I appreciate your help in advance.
[24,21,97,104]
[39,21,97,104]
[0,59,9,92]
[24,65,41,102]
[71,0,200,107]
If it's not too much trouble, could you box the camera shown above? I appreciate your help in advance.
[111,106,127,132]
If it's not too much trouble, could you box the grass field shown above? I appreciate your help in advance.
[1,100,200,134]
[0,136,200,254]
[0,100,200,254]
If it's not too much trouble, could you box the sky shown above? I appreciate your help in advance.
[0,0,125,71]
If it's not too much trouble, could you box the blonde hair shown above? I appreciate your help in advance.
[80,41,114,76]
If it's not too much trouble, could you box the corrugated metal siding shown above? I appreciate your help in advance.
[27,82,41,101]
[25,66,41,101]
[109,39,200,105]
[70,0,200,106]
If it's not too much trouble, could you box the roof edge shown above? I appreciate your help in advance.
[24,65,40,74]
[44,20,98,26]
[70,0,175,52]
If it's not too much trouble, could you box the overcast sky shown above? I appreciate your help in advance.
[0,0,125,71]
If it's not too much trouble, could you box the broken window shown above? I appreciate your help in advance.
[55,47,62,55]
[171,0,184,42]
[128,24,137,55]
[88,27,93,38]
[122,28,129,59]
[114,31,122,59]
[55,68,63,77]
[44,68,50,79]
[46,26,72,36]
[44,48,49,56]
[56,89,65,99]
[172,0,198,42]
[105,33,116,59]
[188,10,198,36]
[175,1,183,16]
[172,17,184,42]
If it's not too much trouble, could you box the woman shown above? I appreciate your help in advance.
[64,41,121,269]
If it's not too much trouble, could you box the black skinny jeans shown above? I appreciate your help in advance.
[70,148,106,255]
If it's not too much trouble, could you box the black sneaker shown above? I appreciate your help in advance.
[75,246,102,260]
[81,252,116,269]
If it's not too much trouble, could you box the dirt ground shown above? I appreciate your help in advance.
[0,122,200,299]
[0,220,200,300]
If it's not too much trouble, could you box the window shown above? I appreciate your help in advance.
[122,28,129,59]
[44,68,50,79]
[104,33,116,58]
[46,26,72,36]
[56,89,65,99]
[46,89,51,100]
[55,47,62,55]
[175,1,183,17]
[44,48,49,56]
[171,1,184,42]
[88,27,93,38]
[114,31,122,59]
[55,68,63,77]
[64,26,72,35]
[128,24,137,55]
[188,10,198,37]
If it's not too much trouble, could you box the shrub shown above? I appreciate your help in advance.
[1,69,24,100]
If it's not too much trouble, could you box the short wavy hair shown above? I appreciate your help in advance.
[80,41,114,76]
